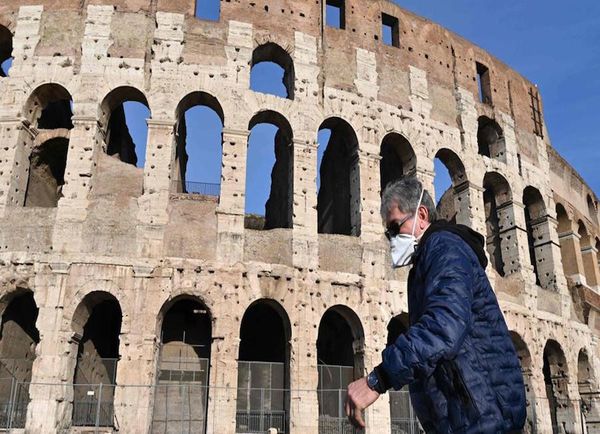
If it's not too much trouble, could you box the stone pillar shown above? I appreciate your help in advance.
[408,66,432,118]
[291,138,318,269]
[358,149,383,243]
[362,316,392,434]
[529,364,553,433]
[0,117,30,215]
[216,128,248,264]
[499,200,534,280]
[113,294,158,434]
[530,215,568,292]
[288,312,319,434]
[52,115,99,252]
[582,245,600,290]
[454,181,486,236]
[455,87,478,155]
[26,268,74,433]
[206,316,240,434]
[136,118,176,258]
[559,230,588,286]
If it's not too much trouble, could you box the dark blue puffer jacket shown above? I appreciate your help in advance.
[377,222,526,433]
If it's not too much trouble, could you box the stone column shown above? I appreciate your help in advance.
[137,118,176,258]
[499,200,535,280]
[216,128,248,264]
[206,316,240,434]
[530,215,569,292]
[362,316,392,434]
[112,290,158,434]
[288,311,319,434]
[291,138,318,269]
[0,117,30,215]
[582,245,600,291]
[358,148,383,243]
[558,230,588,286]
[52,115,99,253]
[529,363,553,433]
[26,268,74,433]
[454,181,486,236]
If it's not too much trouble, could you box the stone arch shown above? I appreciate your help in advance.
[244,110,294,230]
[24,83,74,130]
[70,291,122,428]
[578,348,600,429]
[99,86,151,167]
[236,298,291,434]
[483,172,512,276]
[543,339,576,433]
[587,194,598,225]
[434,148,468,223]
[578,220,600,288]
[477,116,505,160]
[316,305,364,431]
[380,132,417,194]
[317,117,361,236]
[172,91,224,196]
[510,331,536,433]
[0,289,39,428]
[250,42,295,100]
[556,203,571,234]
[24,137,69,207]
[523,186,548,288]
[0,24,13,77]
[152,295,213,433]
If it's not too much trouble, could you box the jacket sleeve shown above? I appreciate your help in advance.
[377,233,475,390]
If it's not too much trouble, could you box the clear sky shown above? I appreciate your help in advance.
[394,0,600,198]
[111,0,599,215]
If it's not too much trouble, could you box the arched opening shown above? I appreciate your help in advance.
[100,87,150,168]
[556,204,574,279]
[25,83,73,130]
[578,349,600,430]
[317,118,360,236]
[543,340,575,434]
[250,43,294,100]
[379,133,416,195]
[510,332,536,433]
[24,137,69,207]
[523,186,547,287]
[477,116,505,160]
[483,172,512,276]
[434,149,467,224]
[316,306,364,433]
[386,313,420,432]
[236,300,290,433]
[152,297,212,433]
[587,195,598,226]
[578,221,599,288]
[244,111,293,230]
[0,25,13,77]
[0,292,39,428]
[173,92,224,197]
[71,292,122,428]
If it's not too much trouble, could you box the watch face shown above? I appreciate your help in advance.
[367,372,378,389]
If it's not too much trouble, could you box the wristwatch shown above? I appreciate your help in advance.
[367,370,381,392]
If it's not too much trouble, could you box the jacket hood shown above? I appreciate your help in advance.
[418,220,488,269]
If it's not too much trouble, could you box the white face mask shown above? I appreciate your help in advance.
[390,189,424,268]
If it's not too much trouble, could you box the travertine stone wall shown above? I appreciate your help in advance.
[0,1,599,433]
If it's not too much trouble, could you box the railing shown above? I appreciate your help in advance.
[72,383,115,428]
[389,390,421,434]
[171,180,220,197]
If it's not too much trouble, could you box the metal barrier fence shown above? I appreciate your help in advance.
[0,382,423,434]
[171,181,220,197]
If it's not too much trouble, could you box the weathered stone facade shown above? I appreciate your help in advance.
[0,0,599,433]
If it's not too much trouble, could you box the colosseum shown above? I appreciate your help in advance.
[0,0,598,433]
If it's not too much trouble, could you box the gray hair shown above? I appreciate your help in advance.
[381,177,438,222]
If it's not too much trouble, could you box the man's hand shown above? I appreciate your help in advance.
[345,377,380,429]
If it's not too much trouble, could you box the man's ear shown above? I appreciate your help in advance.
[418,205,429,227]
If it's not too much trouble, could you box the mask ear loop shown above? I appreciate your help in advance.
[410,188,426,237]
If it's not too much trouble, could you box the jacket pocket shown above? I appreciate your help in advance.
[446,360,481,423]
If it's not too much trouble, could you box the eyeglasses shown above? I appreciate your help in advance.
[384,214,413,240]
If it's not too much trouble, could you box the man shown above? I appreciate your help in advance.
[345,177,526,433]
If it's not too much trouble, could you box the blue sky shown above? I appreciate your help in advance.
[22,0,593,215]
